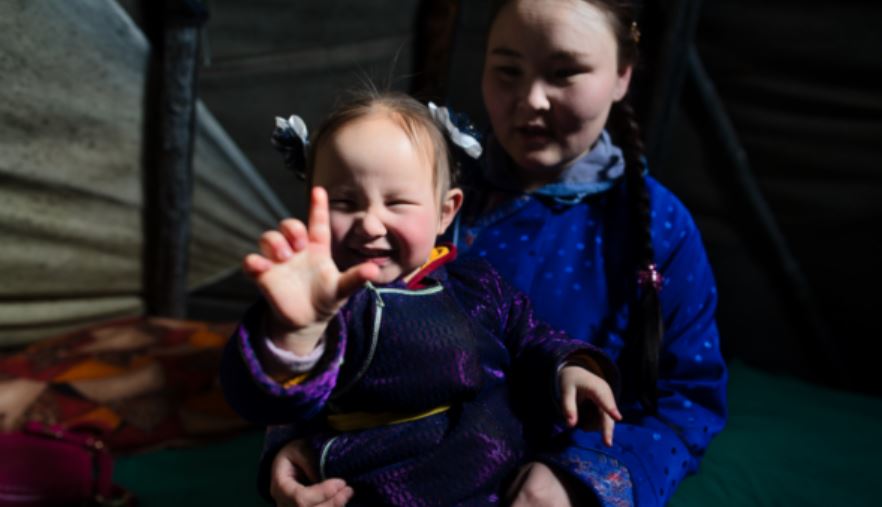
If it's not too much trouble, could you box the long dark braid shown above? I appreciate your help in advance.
[600,0,664,412]
[611,98,663,413]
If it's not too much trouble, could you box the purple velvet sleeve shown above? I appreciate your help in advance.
[219,300,347,425]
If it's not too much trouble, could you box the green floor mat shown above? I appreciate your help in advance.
[114,361,882,506]
[114,430,266,506]
[670,361,882,507]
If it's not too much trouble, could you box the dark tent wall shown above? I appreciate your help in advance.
[443,0,882,394]
[663,1,882,394]
[193,0,422,218]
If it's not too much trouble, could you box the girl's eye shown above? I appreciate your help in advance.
[493,65,521,80]
[551,67,585,81]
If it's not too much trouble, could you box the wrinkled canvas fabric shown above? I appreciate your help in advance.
[0,0,287,345]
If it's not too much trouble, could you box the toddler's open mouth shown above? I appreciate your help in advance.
[351,247,394,266]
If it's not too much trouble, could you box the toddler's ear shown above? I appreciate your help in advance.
[437,188,464,234]
[613,64,633,102]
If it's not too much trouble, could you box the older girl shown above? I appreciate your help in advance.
[458,1,727,505]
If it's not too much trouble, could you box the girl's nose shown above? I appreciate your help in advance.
[522,80,550,111]
[358,210,386,237]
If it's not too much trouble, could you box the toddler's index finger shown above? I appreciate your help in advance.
[308,186,332,247]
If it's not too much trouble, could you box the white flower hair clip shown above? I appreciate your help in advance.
[272,114,309,178]
[428,102,483,159]
[274,115,308,143]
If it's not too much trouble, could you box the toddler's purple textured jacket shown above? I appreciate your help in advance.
[221,250,617,506]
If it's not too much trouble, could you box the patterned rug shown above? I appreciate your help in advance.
[0,317,250,453]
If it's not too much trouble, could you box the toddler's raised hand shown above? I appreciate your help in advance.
[559,365,622,447]
[243,187,380,355]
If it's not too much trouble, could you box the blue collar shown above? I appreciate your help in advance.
[483,130,625,203]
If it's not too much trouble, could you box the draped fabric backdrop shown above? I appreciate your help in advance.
[0,0,288,345]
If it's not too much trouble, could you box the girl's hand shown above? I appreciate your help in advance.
[559,365,622,447]
[270,439,353,507]
[243,187,380,354]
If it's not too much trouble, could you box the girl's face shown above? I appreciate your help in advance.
[482,0,632,189]
[312,113,462,284]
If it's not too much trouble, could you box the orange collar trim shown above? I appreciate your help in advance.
[405,244,457,289]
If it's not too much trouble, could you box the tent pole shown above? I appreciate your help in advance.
[411,0,461,103]
[142,0,209,318]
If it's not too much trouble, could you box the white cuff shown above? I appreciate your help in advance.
[261,336,325,373]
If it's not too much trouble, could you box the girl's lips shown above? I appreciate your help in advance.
[516,126,553,146]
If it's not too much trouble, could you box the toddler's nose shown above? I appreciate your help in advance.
[357,210,387,238]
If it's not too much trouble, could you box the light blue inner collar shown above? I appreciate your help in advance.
[483,130,625,201]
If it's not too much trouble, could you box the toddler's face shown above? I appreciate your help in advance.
[482,0,631,188]
[312,114,459,284]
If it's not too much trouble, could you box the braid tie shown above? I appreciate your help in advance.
[637,263,663,291]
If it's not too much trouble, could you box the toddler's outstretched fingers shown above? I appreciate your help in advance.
[242,253,272,277]
[260,230,293,262]
[280,218,309,252]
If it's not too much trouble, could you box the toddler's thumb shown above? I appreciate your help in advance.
[336,262,380,299]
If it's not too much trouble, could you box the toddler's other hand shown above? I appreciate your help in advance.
[270,438,353,507]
